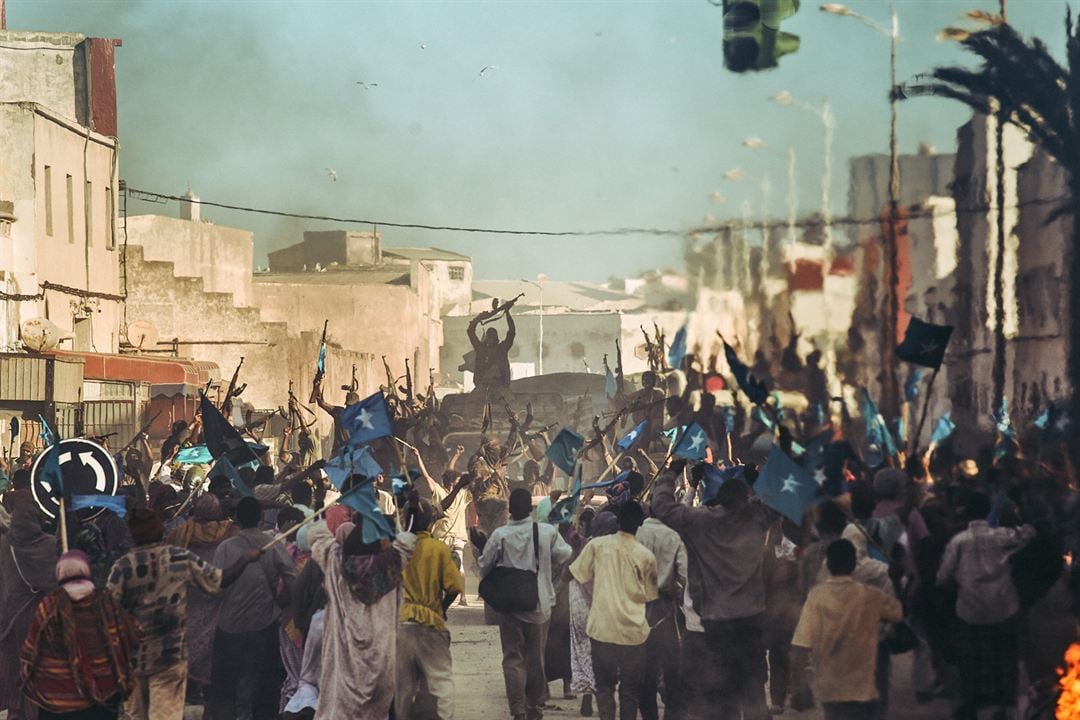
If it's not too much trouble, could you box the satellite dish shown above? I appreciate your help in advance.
[20,318,61,352]
[125,320,159,350]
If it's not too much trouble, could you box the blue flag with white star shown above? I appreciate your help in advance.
[337,480,396,543]
[754,444,821,524]
[548,464,583,525]
[701,464,744,505]
[341,391,393,446]
[896,317,953,369]
[617,420,648,451]
[672,422,709,461]
[546,427,584,476]
[325,444,384,490]
[723,340,769,405]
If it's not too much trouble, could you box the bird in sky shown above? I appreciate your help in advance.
[477,65,499,79]
[355,81,378,89]
[420,42,427,50]
[325,168,337,182]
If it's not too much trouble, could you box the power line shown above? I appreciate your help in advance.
[125,185,1070,240]
[125,187,685,238]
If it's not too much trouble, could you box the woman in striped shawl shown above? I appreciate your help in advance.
[19,550,139,719]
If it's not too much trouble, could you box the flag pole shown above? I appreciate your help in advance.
[58,496,69,553]
[261,502,333,552]
[909,367,940,455]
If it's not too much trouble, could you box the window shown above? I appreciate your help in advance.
[65,174,74,244]
[84,180,93,247]
[105,187,115,250]
[43,166,53,236]
[448,265,465,281]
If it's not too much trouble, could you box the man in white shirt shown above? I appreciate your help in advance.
[477,488,573,720]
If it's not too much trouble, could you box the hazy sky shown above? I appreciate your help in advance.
[11,0,1069,281]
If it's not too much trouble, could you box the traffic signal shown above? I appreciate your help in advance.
[722,0,801,73]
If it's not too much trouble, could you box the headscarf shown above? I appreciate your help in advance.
[166,493,234,549]
[56,550,95,602]
[339,523,401,605]
[193,493,223,522]
[326,504,352,535]
[334,521,356,545]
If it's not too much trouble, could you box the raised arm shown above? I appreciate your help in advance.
[447,444,465,472]
[650,463,692,533]
[502,310,516,348]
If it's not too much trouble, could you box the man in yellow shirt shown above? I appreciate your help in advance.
[395,499,465,720]
[569,501,659,720]
[790,539,903,720]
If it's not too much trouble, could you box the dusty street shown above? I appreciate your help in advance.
[441,597,954,720]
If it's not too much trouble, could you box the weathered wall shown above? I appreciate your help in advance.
[0,104,120,353]
[253,268,441,393]
[127,214,255,307]
[0,31,83,119]
[1011,148,1070,420]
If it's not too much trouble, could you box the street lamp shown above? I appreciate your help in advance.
[769,91,834,257]
[821,2,902,421]
[521,274,546,376]
[741,136,798,264]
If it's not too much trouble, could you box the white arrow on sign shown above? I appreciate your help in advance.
[79,451,108,491]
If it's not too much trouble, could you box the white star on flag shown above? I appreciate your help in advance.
[781,475,799,494]
[688,431,705,451]
[813,467,827,487]
[1056,415,1071,432]
[920,341,939,357]
[626,428,639,441]
[357,407,374,430]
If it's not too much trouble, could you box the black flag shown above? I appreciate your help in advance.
[896,317,953,369]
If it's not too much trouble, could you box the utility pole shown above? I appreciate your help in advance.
[991,0,1009,416]
[882,5,902,423]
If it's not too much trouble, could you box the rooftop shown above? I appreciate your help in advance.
[253,267,411,286]
[383,247,471,263]
[471,279,643,313]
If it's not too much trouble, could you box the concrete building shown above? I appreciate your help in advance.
[843,147,957,422]
[124,217,446,450]
[383,247,473,316]
[948,115,1037,433]
[1004,146,1070,422]
[0,29,122,354]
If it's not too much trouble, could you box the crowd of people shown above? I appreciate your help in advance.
[0,348,1077,720]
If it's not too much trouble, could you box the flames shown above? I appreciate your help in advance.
[1058,643,1080,719]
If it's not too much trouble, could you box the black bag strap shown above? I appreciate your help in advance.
[532,522,540,572]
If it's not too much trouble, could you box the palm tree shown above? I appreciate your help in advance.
[913,13,1080,444]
